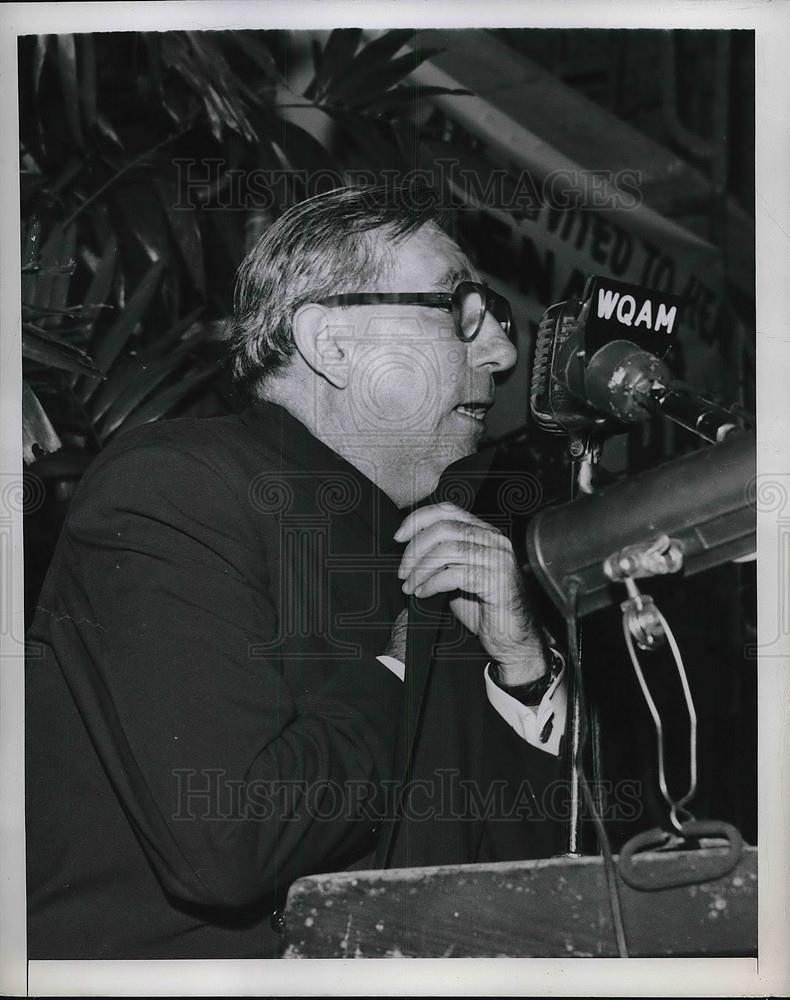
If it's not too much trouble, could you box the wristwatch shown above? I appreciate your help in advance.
[490,644,565,706]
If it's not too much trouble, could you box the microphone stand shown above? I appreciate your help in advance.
[564,431,604,857]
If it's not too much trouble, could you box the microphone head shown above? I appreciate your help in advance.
[529,297,605,436]
[529,275,684,441]
[529,302,568,435]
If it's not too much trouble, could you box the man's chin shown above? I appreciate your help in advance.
[409,441,479,500]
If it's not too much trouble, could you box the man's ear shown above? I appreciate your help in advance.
[292,303,349,389]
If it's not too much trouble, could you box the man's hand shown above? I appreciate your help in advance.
[394,502,548,686]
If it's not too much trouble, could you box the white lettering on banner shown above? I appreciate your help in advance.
[655,303,678,334]
[615,294,637,326]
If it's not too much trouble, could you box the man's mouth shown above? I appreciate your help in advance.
[453,400,493,423]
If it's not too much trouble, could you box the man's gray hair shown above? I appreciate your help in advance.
[227,184,447,400]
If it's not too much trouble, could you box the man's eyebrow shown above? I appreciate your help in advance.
[435,265,474,290]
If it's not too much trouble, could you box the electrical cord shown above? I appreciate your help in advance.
[566,582,630,959]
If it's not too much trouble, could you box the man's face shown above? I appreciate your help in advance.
[327,224,517,506]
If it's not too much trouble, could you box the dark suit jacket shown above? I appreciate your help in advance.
[26,402,562,959]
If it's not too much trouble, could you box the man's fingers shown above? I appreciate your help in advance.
[393,502,489,544]
[406,563,474,600]
[402,543,512,598]
[401,541,477,594]
[397,520,506,580]
[394,504,522,624]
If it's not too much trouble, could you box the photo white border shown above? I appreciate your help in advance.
[1,1,787,995]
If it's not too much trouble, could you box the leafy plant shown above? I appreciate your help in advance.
[19,28,469,471]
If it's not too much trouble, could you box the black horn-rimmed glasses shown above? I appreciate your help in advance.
[313,280,514,344]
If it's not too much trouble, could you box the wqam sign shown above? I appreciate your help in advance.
[583,276,683,358]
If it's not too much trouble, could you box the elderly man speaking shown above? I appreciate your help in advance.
[26,185,567,959]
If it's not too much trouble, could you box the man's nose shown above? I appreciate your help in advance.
[469,312,518,373]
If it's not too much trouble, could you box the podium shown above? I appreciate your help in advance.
[282,847,757,958]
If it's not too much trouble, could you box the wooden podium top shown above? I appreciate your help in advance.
[283,847,757,958]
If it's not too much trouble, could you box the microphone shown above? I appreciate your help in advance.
[529,276,740,443]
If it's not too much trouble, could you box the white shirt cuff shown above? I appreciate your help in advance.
[483,662,567,757]
[376,654,566,756]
